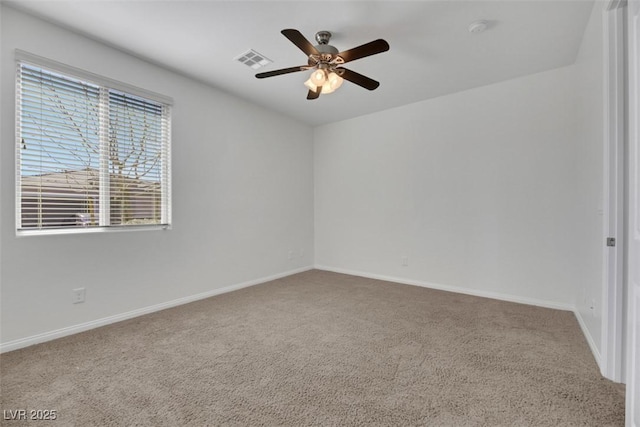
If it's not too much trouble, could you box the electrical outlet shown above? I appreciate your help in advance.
[401,256,409,266]
[590,299,595,310]
[72,288,86,304]
[288,250,294,260]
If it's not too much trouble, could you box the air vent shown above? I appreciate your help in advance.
[235,49,272,69]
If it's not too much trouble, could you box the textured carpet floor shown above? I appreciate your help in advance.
[0,270,625,426]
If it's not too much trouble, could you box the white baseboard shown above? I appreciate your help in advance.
[314,265,575,311]
[0,266,314,354]
[574,309,602,367]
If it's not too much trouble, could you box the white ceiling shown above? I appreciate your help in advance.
[5,0,595,126]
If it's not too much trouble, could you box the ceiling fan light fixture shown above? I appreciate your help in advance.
[256,29,389,100]
[327,72,343,90]
[304,70,343,95]
[310,69,327,86]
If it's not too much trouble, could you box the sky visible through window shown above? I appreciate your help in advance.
[20,64,101,177]
[20,64,163,182]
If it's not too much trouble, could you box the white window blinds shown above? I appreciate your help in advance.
[16,57,171,234]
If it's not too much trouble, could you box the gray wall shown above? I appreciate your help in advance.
[314,65,584,307]
[0,6,315,346]
[572,0,605,362]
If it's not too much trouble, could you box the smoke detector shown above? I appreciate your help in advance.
[468,20,489,34]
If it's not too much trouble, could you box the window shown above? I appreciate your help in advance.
[16,52,172,234]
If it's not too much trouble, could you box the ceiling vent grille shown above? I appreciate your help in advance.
[235,49,272,69]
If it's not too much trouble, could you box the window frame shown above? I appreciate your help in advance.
[15,50,173,236]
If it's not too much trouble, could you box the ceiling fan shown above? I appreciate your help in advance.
[255,29,390,100]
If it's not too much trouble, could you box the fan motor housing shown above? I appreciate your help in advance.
[315,44,338,55]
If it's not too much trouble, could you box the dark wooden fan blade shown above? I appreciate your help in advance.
[307,86,321,100]
[339,68,380,90]
[281,29,319,57]
[255,66,308,79]
[337,39,389,64]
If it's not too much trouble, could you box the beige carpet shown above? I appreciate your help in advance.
[0,270,625,426]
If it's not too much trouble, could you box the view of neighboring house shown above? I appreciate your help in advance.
[20,168,161,228]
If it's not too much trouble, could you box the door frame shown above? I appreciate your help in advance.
[625,0,639,423]
[601,0,627,383]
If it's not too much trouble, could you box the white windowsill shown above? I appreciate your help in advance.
[16,224,171,237]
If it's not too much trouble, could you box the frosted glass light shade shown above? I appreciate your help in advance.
[327,72,343,90]
[304,78,317,91]
[310,69,327,86]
